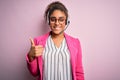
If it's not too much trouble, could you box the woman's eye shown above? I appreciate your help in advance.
[59,19,65,22]
[50,18,56,22]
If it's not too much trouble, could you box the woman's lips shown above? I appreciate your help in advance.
[53,26,61,30]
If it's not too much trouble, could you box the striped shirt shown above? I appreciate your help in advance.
[43,35,72,80]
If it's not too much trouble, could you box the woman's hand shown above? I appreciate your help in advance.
[28,38,44,61]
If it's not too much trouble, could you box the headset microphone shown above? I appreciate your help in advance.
[59,20,70,34]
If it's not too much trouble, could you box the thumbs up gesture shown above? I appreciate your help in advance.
[28,38,44,61]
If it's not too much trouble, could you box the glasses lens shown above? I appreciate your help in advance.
[50,17,66,24]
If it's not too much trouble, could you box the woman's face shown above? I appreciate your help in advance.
[49,10,66,35]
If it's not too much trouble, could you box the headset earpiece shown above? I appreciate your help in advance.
[47,11,50,25]
[66,16,70,25]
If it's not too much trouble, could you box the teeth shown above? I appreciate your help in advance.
[54,27,61,30]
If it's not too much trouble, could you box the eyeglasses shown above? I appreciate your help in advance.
[50,17,66,24]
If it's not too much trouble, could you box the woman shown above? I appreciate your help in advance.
[26,1,84,80]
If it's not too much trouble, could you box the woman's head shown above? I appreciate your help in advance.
[45,1,68,25]
[44,1,69,35]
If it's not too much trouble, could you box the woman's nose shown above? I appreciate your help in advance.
[55,20,59,25]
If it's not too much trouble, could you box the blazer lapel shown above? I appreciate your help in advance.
[64,33,77,75]
[38,32,50,47]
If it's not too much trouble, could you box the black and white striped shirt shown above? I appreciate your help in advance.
[43,35,72,80]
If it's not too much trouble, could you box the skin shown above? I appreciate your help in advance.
[49,10,66,36]
[28,10,66,61]
[49,10,66,48]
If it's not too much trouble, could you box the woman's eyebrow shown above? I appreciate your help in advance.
[50,16,65,19]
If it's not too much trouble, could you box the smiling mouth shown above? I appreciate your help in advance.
[53,26,61,30]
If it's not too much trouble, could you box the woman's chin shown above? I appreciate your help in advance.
[52,30,63,35]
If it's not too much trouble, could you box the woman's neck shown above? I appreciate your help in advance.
[51,32,65,48]
[51,32,64,39]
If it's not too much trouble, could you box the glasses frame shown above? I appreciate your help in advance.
[49,17,66,24]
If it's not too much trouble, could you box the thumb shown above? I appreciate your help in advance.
[29,37,35,46]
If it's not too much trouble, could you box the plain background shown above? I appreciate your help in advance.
[0,0,120,80]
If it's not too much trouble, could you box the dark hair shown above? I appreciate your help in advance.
[44,1,68,24]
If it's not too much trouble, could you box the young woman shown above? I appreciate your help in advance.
[26,1,84,80]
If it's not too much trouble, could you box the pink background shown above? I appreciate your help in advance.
[0,0,120,80]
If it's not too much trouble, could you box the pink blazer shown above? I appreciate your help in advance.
[26,32,84,80]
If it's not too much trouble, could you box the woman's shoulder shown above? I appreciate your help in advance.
[34,32,50,40]
[65,33,81,48]
[33,32,50,45]
[65,33,80,42]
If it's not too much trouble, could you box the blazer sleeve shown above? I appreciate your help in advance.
[26,38,39,77]
[76,39,84,80]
